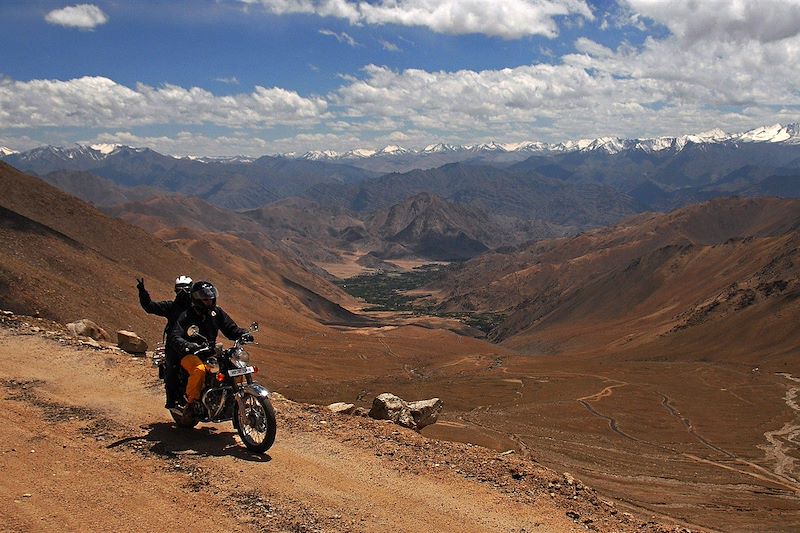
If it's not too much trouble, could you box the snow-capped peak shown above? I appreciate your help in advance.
[302,150,341,160]
[0,146,17,156]
[422,143,460,153]
[504,141,547,152]
[376,145,411,155]
[468,141,507,152]
[736,123,800,144]
[89,143,122,155]
[343,148,377,158]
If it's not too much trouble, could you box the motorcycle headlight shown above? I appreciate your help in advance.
[232,346,250,364]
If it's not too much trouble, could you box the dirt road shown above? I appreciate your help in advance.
[0,320,665,533]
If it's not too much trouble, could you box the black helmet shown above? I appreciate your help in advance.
[190,280,217,313]
[174,275,193,294]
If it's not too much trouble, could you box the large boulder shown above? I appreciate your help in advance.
[407,398,444,429]
[66,319,110,342]
[116,330,148,355]
[369,393,443,430]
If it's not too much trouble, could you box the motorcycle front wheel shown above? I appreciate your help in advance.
[234,392,276,453]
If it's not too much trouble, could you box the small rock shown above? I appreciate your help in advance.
[327,402,355,415]
[22,493,32,498]
[66,319,110,341]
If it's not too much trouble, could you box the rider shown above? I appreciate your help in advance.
[167,281,252,417]
[137,275,193,408]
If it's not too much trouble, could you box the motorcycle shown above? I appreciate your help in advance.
[153,322,276,453]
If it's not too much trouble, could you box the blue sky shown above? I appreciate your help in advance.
[2,0,800,156]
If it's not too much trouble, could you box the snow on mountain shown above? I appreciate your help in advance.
[343,148,377,158]
[422,143,461,154]
[634,137,678,153]
[302,150,342,160]
[467,142,507,153]
[503,141,548,152]
[736,123,800,144]
[182,154,256,164]
[89,143,122,155]
[8,122,800,166]
[376,145,412,156]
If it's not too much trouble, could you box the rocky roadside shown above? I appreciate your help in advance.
[0,309,697,533]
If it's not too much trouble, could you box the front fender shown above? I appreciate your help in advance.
[238,383,271,401]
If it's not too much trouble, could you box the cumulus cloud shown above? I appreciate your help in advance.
[0,76,327,129]
[45,4,108,29]
[242,0,594,39]
[319,28,358,46]
[622,0,800,44]
[329,20,800,144]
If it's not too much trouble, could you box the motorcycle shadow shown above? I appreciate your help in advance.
[108,422,271,463]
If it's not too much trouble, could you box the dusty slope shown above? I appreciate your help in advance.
[0,162,361,347]
[434,197,800,352]
[0,316,676,533]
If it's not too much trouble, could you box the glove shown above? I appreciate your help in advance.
[136,278,145,292]
[184,342,202,354]
[240,332,254,343]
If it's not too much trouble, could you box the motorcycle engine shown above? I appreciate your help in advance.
[202,388,228,419]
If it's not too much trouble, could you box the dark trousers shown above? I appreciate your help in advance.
[164,355,182,407]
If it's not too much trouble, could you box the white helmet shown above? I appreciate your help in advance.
[174,275,193,293]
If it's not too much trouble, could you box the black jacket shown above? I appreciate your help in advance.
[138,287,192,338]
[168,306,247,360]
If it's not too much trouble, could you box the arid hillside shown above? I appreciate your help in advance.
[434,197,800,357]
[3,161,799,531]
[0,161,369,348]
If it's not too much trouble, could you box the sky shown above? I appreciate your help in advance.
[2,0,800,156]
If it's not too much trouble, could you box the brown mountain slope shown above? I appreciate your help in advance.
[0,162,359,345]
[365,192,561,260]
[41,169,162,207]
[433,197,800,356]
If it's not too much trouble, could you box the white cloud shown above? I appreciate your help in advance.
[214,76,240,85]
[242,0,594,39]
[45,4,108,29]
[10,0,800,156]
[0,76,328,129]
[622,0,800,44]
[329,22,800,144]
[379,39,400,52]
[319,28,358,46]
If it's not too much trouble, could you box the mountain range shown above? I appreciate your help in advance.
[3,122,800,266]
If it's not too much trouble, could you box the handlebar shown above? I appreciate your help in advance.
[194,345,214,357]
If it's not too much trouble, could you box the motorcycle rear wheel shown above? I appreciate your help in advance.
[234,393,276,453]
